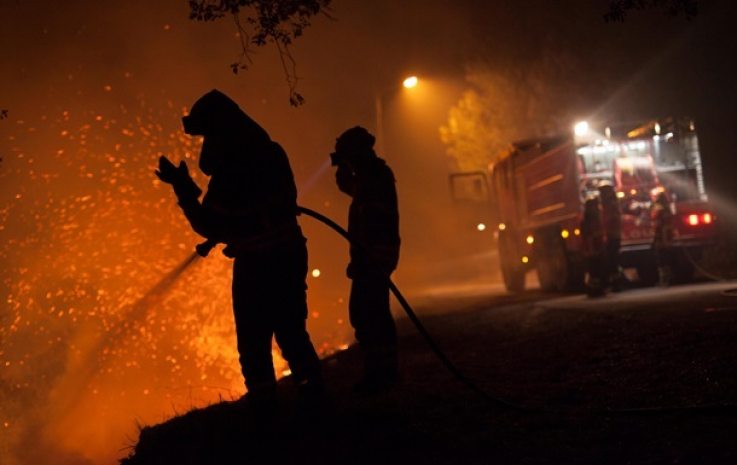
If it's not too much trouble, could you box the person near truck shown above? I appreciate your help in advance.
[581,196,606,297]
[652,191,676,286]
[598,181,627,292]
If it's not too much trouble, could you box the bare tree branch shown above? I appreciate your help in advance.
[188,0,333,106]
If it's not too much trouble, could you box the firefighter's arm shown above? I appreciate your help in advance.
[156,156,202,204]
[157,157,230,244]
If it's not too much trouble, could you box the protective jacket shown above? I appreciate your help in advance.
[581,198,605,258]
[652,194,674,246]
[175,90,303,255]
[601,195,622,241]
[336,155,400,275]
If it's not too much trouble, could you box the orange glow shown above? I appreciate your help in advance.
[688,214,699,226]
[0,97,355,465]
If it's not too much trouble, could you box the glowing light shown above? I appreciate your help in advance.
[617,192,625,198]
[703,213,713,224]
[403,76,418,88]
[574,121,589,136]
[630,189,637,195]
[526,235,534,244]
[561,229,569,239]
[521,256,529,263]
[688,214,699,226]
[477,223,486,231]
[574,229,581,236]
[498,223,506,231]
[311,268,321,278]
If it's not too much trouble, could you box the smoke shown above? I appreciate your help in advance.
[7,1,735,464]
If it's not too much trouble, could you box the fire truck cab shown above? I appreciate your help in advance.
[487,117,715,292]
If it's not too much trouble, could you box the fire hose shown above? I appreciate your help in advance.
[294,206,525,411]
[188,207,737,414]
[193,206,524,410]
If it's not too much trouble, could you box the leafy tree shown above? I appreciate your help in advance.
[188,0,333,106]
[441,0,700,172]
[440,56,599,172]
[604,0,699,22]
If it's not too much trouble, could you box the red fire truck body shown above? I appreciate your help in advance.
[490,118,716,292]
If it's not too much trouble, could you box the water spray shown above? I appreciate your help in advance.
[48,251,204,422]
[123,205,524,411]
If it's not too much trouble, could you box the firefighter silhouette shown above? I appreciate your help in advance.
[581,196,606,297]
[598,181,627,292]
[155,89,323,411]
[652,191,675,286]
[331,126,401,392]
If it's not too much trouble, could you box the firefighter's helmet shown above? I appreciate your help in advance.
[335,126,375,153]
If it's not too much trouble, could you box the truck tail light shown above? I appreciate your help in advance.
[685,213,714,226]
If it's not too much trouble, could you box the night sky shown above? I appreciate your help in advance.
[2,1,737,464]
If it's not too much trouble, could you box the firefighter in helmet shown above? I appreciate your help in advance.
[581,195,606,297]
[155,90,324,414]
[331,126,401,393]
[652,191,675,286]
[598,181,627,292]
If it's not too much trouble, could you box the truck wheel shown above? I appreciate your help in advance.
[636,259,659,286]
[499,230,525,292]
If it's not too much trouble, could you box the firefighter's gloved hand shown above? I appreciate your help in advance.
[156,156,202,204]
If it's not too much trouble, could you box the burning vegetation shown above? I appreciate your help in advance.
[0,89,351,465]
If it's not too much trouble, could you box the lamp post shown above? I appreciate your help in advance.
[374,76,419,157]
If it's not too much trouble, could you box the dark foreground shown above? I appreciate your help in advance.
[120,282,737,465]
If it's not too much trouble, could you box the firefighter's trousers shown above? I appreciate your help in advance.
[349,265,399,380]
[231,238,323,399]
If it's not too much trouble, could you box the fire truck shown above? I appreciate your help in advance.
[454,117,716,292]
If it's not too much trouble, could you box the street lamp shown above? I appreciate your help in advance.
[375,76,419,157]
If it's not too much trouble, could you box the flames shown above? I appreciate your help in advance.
[0,91,351,465]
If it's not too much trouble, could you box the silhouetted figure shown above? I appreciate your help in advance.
[156,89,323,415]
[598,181,627,292]
[331,126,401,393]
[652,191,675,286]
[581,196,606,297]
